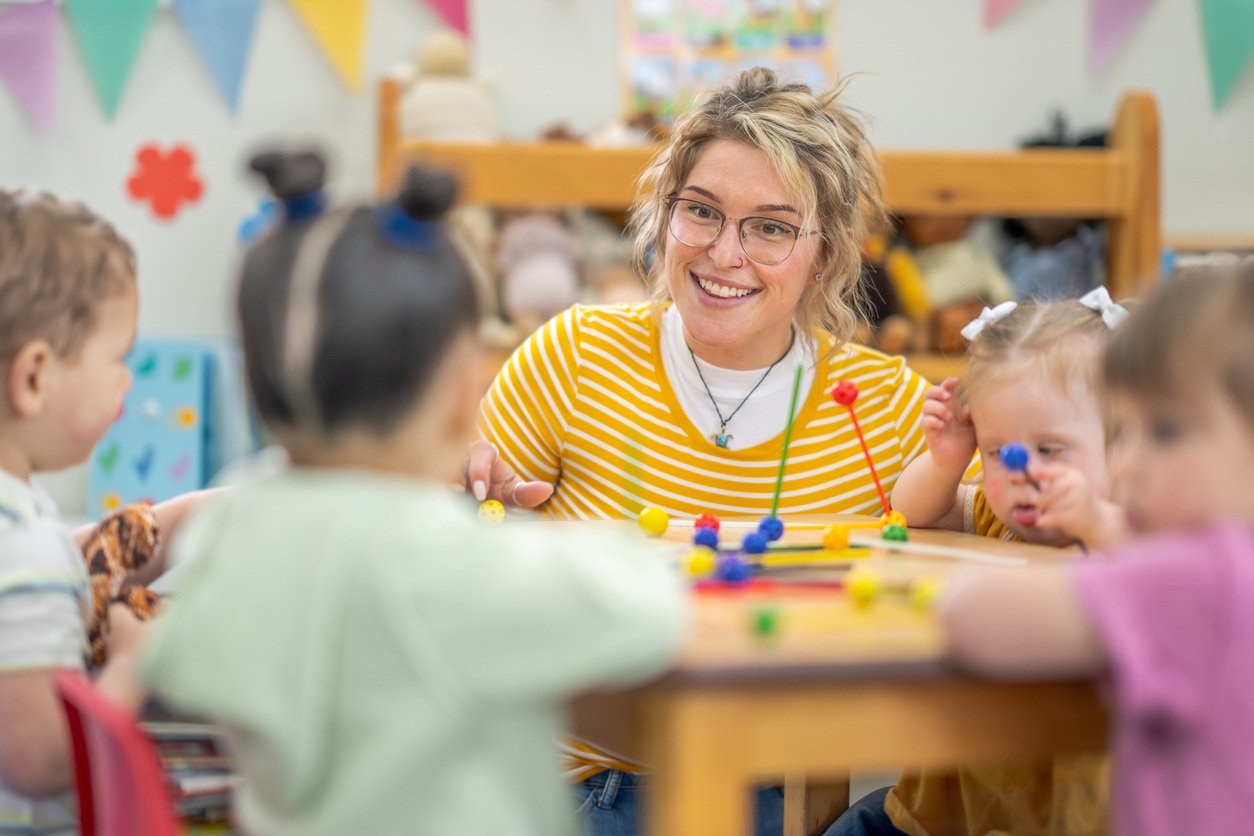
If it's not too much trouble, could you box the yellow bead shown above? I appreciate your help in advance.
[477,500,505,525]
[822,523,850,551]
[684,546,717,577]
[909,576,943,610]
[637,506,669,537]
[881,510,907,529]
[846,566,881,608]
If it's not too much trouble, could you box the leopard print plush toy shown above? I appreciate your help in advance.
[81,504,162,666]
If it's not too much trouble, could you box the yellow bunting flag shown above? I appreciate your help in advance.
[287,0,369,91]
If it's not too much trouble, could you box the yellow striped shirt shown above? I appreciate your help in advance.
[479,303,930,779]
[480,303,929,521]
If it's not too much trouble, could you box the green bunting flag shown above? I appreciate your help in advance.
[64,0,158,119]
[1199,0,1254,109]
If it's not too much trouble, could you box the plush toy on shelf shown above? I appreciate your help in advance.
[496,212,583,334]
[397,29,499,143]
[899,215,1016,354]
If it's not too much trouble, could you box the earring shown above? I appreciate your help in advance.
[813,273,823,283]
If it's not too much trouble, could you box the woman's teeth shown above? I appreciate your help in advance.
[697,276,754,298]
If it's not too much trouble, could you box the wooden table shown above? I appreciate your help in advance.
[571,517,1109,836]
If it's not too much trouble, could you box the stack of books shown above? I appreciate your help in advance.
[142,719,238,824]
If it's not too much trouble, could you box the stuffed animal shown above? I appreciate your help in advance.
[496,212,582,333]
[398,29,499,142]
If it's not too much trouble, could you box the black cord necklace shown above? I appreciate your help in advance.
[687,329,795,449]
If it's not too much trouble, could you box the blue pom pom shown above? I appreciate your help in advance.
[758,515,784,541]
[693,526,719,549]
[716,554,752,583]
[999,442,1029,472]
[742,531,768,554]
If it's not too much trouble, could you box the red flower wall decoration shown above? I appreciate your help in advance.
[127,145,204,220]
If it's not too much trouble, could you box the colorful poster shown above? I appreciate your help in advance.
[633,0,678,48]
[630,56,678,122]
[733,0,782,50]
[88,341,209,518]
[685,0,732,48]
[87,339,257,519]
[623,0,836,125]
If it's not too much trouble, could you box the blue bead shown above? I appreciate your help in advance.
[716,554,752,583]
[758,516,784,541]
[999,442,1029,472]
[742,532,768,554]
[693,526,719,549]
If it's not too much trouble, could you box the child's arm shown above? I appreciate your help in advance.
[1033,463,1130,551]
[72,489,224,586]
[891,378,977,530]
[942,567,1106,678]
[0,670,73,796]
[0,606,150,798]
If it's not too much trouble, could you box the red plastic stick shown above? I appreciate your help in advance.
[831,381,891,516]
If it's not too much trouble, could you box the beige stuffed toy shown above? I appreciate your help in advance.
[398,30,499,142]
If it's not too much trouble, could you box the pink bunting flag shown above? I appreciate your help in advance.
[984,0,1018,28]
[427,0,469,35]
[1091,0,1156,71]
[0,0,57,134]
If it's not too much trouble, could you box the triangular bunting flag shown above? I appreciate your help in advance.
[984,0,1019,28]
[174,0,262,113]
[288,0,369,91]
[1199,0,1254,109]
[0,0,57,134]
[64,0,158,119]
[1091,0,1156,71]
[427,0,469,36]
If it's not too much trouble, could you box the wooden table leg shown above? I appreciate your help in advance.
[644,688,752,836]
[784,774,852,836]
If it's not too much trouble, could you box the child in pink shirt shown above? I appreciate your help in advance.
[944,263,1254,836]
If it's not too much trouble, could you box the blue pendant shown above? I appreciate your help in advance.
[714,431,731,448]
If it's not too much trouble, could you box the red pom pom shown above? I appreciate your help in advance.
[694,512,720,532]
[831,380,859,406]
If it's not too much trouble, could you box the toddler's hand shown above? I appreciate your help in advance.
[921,378,976,470]
[1034,462,1128,549]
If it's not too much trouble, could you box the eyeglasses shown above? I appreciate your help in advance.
[663,195,819,266]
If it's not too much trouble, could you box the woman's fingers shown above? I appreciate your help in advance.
[466,440,499,501]
[467,440,556,507]
[511,481,555,509]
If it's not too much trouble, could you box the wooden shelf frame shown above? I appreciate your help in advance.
[378,79,1161,367]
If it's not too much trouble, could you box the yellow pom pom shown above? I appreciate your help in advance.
[477,500,505,525]
[684,546,717,577]
[846,566,881,608]
[637,506,669,537]
[822,523,850,551]
[909,576,943,610]
[881,510,907,529]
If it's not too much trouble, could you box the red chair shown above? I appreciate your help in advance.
[54,671,181,836]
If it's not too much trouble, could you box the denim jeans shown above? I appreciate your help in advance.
[575,769,785,836]
[821,787,906,836]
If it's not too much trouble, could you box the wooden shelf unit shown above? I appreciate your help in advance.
[378,79,1161,379]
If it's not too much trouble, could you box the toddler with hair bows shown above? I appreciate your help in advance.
[943,263,1254,835]
[828,287,1130,835]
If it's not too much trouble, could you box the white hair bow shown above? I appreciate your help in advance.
[960,300,1018,342]
[1078,286,1129,328]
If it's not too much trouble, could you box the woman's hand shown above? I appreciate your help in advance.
[465,440,555,508]
[921,378,977,470]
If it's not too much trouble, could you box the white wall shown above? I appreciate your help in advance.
[9,0,1253,512]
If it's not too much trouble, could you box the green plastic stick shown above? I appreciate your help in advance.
[770,363,805,518]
